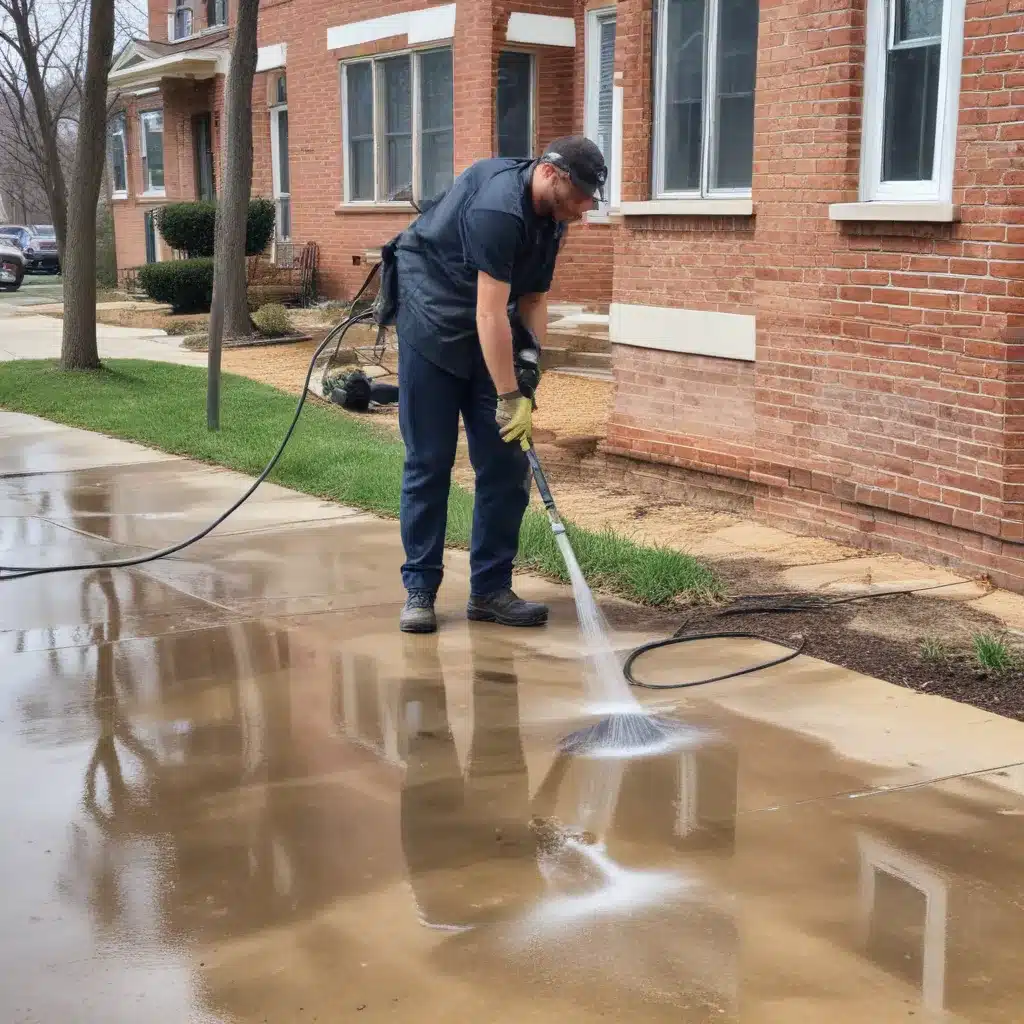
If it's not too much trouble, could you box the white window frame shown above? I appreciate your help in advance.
[340,45,454,206]
[652,0,756,200]
[585,7,618,215]
[108,115,128,199]
[270,99,290,242]
[859,0,966,203]
[139,109,166,197]
[495,48,536,159]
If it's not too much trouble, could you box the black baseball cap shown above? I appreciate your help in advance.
[540,136,608,201]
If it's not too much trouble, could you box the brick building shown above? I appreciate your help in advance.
[106,0,1024,588]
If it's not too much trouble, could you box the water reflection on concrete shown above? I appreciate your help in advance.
[5,421,1024,1021]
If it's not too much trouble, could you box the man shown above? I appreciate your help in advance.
[393,136,607,634]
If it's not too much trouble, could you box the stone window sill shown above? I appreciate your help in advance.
[619,198,753,217]
[336,202,415,214]
[828,201,958,223]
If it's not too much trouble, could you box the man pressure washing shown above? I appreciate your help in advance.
[392,136,608,634]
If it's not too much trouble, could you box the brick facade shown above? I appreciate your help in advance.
[111,0,1024,586]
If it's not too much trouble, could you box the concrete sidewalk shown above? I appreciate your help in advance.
[0,302,205,365]
[2,410,1024,1023]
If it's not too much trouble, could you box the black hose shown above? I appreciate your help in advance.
[622,580,969,690]
[0,269,380,581]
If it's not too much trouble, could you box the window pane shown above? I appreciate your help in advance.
[277,109,290,194]
[497,51,532,158]
[346,63,374,200]
[109,123,127,193]
[596,18,616,169]
[381,55,412,199]
[419,48,454,199]
[896,0,943,42]
[882,42,940,181]
[662,0,705,192]
[143,113,164,189]
[711,0,758,189]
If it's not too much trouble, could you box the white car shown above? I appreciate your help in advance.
[0,240,25,292]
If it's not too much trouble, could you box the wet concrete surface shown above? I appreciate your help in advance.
[4,411,1024,1022]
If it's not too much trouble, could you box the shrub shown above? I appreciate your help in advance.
[246,198,276,256]
[155,198,276,258]
[137,258,214,313]
[156,202,216,258]
[251,302,294,337]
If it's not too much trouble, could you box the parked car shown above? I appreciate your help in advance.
[0,224,60,274]
[0,239,25,291]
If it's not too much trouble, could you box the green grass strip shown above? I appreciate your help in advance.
[0,359,722,605]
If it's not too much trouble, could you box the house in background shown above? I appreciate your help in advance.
[106,0,1024,591]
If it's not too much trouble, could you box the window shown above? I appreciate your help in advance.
[342,47,454,204]
[193,113,215,201]
[653,0,759,197]
[206,0,227,28]
[140,110,165,195]
[170,0,193,40]
[585,10,616,210]
[271,98,291,241]
[860,0,965,202]
[108,115,128,197]
[496,51,534,158]
[144,210,159,263]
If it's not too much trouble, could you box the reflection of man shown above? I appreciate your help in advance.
[399,632,543,930]
[394,137,608,634]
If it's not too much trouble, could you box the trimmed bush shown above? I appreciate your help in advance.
[156,202,216,258]
[155,198,277,258]
[137,258,214,313]
[246,198,276,256]
[251,303,294,337]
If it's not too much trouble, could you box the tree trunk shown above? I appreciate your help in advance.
[60,0,116,370]
[207,0,259,429]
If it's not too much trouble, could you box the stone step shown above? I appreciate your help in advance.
[547,327,611,353]
[549,366,614,383]
[563,349,612,370]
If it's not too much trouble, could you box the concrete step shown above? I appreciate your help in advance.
[563,349,612,371]
[547,327,610,353]
[549,366,614,382]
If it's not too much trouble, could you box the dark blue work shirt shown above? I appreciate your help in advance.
[394,158,564,379]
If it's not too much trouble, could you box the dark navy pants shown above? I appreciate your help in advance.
[398,334,530,597]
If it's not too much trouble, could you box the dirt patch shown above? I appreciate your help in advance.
[656,585,1024,718]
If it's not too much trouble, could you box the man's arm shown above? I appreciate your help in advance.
[517,292,548,350]
[476,271,519,395]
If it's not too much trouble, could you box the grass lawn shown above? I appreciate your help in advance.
[0,359,722,605]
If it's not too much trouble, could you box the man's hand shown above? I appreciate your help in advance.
[496,392,533,452]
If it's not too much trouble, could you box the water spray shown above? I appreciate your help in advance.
[524,441,693,759]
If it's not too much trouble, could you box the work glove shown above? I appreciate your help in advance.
[496,391,534,452]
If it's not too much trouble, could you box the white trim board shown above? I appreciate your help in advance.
[506,12,575,46]
[327,4,457,50]
[609,303,756,361]
[257,43,286,72]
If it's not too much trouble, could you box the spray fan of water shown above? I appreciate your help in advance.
[553,532,700,759]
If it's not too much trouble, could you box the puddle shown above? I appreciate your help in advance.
[3,441,1024,1021]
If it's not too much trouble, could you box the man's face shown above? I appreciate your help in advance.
[547,169,598,223]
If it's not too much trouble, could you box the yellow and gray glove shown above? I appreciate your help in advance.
[496,391,534,452]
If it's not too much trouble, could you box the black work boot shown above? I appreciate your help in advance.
[400,590,438,634]
[467,588,548,627]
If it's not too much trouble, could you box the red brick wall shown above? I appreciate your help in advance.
[609,345,756,475]
[128,0,615,306]
[602,0,1024,586]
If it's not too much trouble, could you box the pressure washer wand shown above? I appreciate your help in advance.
[526,445,566,537]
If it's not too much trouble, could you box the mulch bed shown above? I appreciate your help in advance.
[612,590,1024,721]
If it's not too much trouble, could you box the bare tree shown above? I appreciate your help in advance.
[207,0,259,430]
[0,0,139,369]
